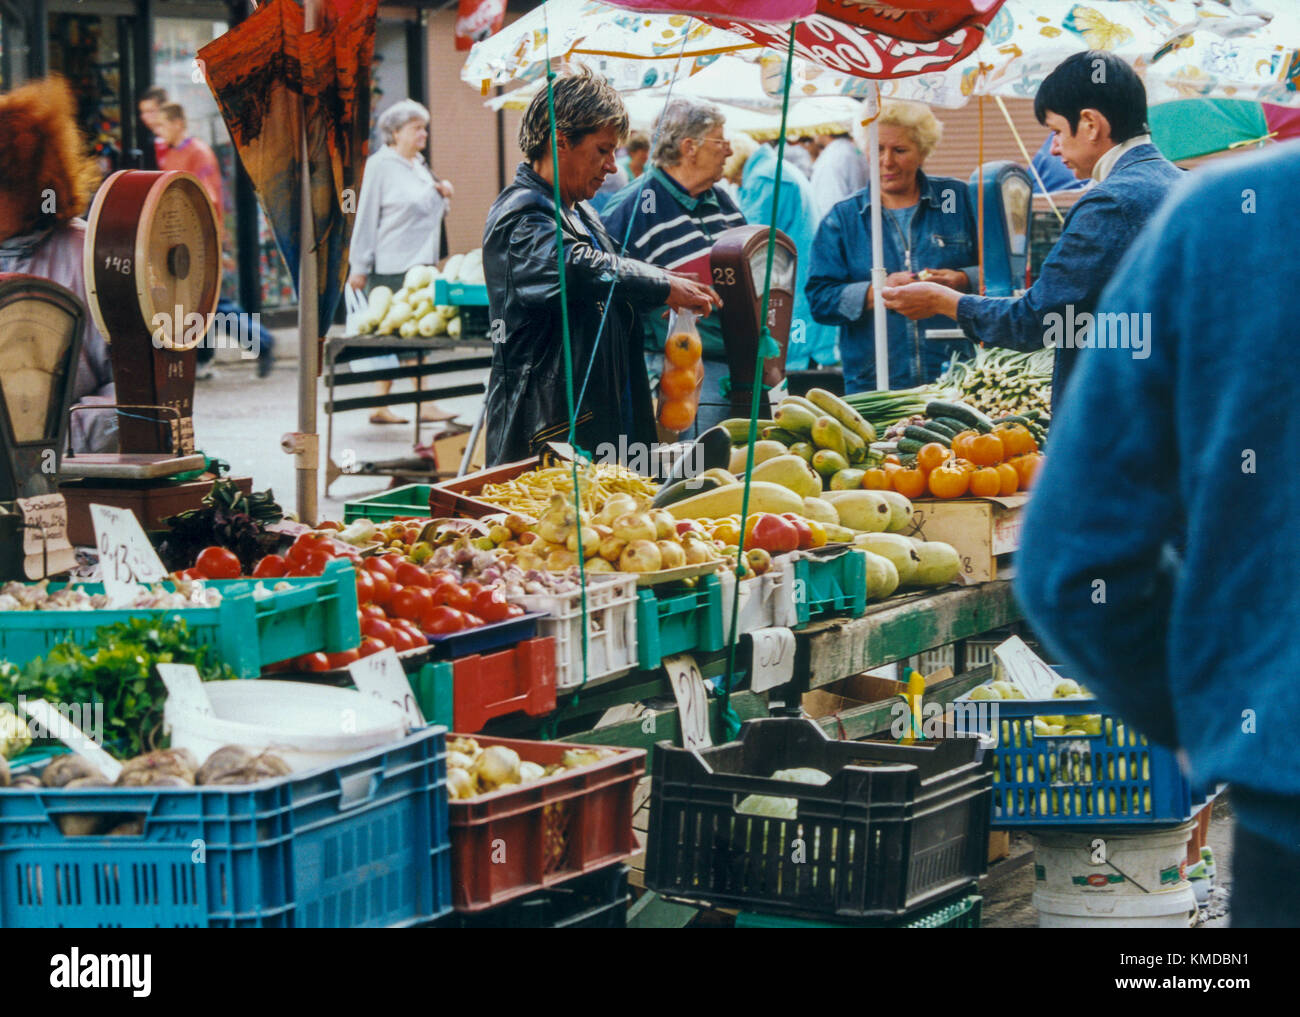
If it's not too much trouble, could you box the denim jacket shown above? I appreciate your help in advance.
[807,170,979,391]
[956,143,1182,414]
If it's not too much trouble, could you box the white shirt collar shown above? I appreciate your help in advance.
[1091,134,1152,183]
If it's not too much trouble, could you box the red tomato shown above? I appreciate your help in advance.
[300,549,332,576]
[364,556,397,582]
[369,572,394,608]
[360,603,387,623]
[262,659,292,673]
[180,568,207,581]
[361,616,396,646]
[195,546,241,580]
[252,554,288,579]
[389,627,417,652]
[381,551,406,570]
[427,570,457,586]
[748,513,800,554]
[357,636,386,658]
[325,648,360,669]
[353,567,376,604]
[292,532,332,556]
[296,652,331,672]
[425,606,465,635]
[390,587,426,622]
[432,582,473,612]
[317,520,342,531]
[472,588,511,623]
[781,513,814,551]
[461,580,485,600]
[461,613,484,628]
[394,562,432,589]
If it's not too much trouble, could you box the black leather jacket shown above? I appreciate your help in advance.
[482,164,670,465]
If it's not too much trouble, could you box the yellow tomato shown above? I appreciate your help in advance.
[805,520,827,548]
[712,519,742,546]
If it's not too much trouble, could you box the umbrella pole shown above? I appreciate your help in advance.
[867,84,888,390]
[296,0,321,525]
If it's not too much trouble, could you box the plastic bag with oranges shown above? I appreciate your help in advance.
[656,309,705,434]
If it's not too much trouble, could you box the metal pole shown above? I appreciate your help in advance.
[295,0,321,525]
[867,84,889,391]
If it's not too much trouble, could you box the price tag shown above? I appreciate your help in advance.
[748,627,795,693]
[16,493,76,578]
[766,378,789,414]
[156,663,214,720]
[18,698,123,782]
[349,648,424,728]
[90,504,166,601]
[662,653,711,750]
[993,635,1059,700]
[349,353,401,374]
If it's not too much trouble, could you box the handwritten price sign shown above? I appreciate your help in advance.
[663,653,711,750]
[90,504,166,601]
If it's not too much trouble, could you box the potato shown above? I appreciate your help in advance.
[41,755,102,788]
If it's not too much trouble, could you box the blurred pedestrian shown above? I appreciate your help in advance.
[809,126,867,219]
[619,130,650,181]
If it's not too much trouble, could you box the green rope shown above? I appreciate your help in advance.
[720,24,798,743]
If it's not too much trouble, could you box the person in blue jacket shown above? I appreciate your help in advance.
[1015,141,1300,927]
[806,99,978,393]
[726,136,839,370]
[882,51,1181,415]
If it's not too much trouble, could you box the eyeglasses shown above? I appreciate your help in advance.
[696,137,730,147]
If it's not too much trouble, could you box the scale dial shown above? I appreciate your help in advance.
[0,289,77,444]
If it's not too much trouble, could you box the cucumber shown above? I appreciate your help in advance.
[931,416,969,437]
[903,425,952,447]
[896,437,925,454]
[898,453,918,468]
[995,414,1033,428]
[925,400,993,433]
[920,418,957,439]
[762,426,802,445]
[720,418,775,443]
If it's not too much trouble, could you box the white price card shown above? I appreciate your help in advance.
[349,648,424,728]
[662,652,711,750]
[155,663,214,720]
[90,504,166,600]
[19,698,123,782]
[16,493,76,578]
[993,635,1059,700]
[748,627,795,694]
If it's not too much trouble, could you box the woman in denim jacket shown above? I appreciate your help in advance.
[807,101,978,392]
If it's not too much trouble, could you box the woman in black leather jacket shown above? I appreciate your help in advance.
[482,69,720,465]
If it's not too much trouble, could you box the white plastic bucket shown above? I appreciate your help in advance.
[164,680,409,772]
[1032,822,1194,895]
[1033,886,1198,928]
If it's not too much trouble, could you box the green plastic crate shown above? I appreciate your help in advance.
[735,891,982,929]
[0,559,360,678]
[636,574,725,671]
[793,548,868,628]
[410,661,454,730]
[343,484,435,523]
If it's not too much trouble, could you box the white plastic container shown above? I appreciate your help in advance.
[1033,887,1198,928]
[164,680,409,772]
[512,572,639,691]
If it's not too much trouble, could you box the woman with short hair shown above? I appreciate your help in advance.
[348,99,456,424]
[482,69,720,466]
[807,100,978,392]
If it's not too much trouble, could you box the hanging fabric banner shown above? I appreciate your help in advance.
[456,0,508,51]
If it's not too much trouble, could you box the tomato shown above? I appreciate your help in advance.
[325,648,360,669]
[394,562,432,589]
[461,580,485,600]
[861,468,889,490]
[781,513,814,551]
[252,554,288,579]
[390,587,427,622]
[361,616,396,646]
[296,652,331,673]
[381,551,406,569]
[360,603,387,623]
[195,546,241,580]
[352,567,376,604]
[262,659,292,674]
[996,462,1020,496]
[370,572,394,608]
[969,467,1002,498]
[317,520,342,532]
[665,330,703,368]
[505,604,525,618]
[425,606,465,635]
[364,556,397,582]
[180,568,207,581]
[357,636,386,658]
[967,433,1006,468]
[390,627,417,653]
[472,588,511,623]
[928,464,970,499]
[300,548,332,576]
[917,442,950,474]
[462,613,485,629]
[745,513,799,554]
[890,467,927,499]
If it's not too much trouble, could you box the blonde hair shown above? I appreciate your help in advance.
[722,132,757,184]
[857,99,943,160]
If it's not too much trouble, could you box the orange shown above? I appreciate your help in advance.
[665,330,703,368]
[917,442,949,474]
[660,367,699,400]
[861,468,889,490]
[967,432,1006,467]
[996,462,1019,496]
[928,464,970,499]
[993,422,1037,457]
[891,467,927,499]
[969,467,1001,498]
[658,400,695,432]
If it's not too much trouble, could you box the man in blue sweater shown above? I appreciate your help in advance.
[1015,141,1300,927]
[881,52,1181,416]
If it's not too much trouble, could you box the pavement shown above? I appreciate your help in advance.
[189,328,490,520]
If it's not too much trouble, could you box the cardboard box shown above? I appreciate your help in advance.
[907,494,1029,584]
[802,666,953,721]
[987,830,1012,863]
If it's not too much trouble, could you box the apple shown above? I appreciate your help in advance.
[744,547,772,576]
[675,520,702,536]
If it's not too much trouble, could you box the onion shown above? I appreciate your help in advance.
[472,745,521,790]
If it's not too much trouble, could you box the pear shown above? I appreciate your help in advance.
[970,684,1001,701]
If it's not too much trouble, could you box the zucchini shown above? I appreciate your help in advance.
[761,426,801,445]
[931,416,970,436]
[896,437,925,454]
[903,425,952,448]
[651,476,723,509]
[720,418,775,443]
[925,400,993,433]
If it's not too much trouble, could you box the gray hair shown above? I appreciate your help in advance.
[652,98,725,167]
[378,100,429,146]
[518,67,629,163]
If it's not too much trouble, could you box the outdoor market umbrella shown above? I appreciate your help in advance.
[199,0,378,523]
[1149,97,1300,160]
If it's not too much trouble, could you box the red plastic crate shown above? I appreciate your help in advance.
[427,456,540,519]
[449,735,644,911]
[452,636,557,732]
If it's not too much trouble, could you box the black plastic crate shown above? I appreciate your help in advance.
[645,718,993,920]
[432,864,629,928]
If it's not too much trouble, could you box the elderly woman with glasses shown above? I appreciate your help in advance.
[602,98,746,437]
[348,99,456,424]
[482,69,720,467]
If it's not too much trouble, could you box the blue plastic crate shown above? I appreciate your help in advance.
[963,697,1194,827]
[793,549,868,628]
[0,559,360,677]
[422,611,546,661]
[0,727,451,928]
[636,574,725,671]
